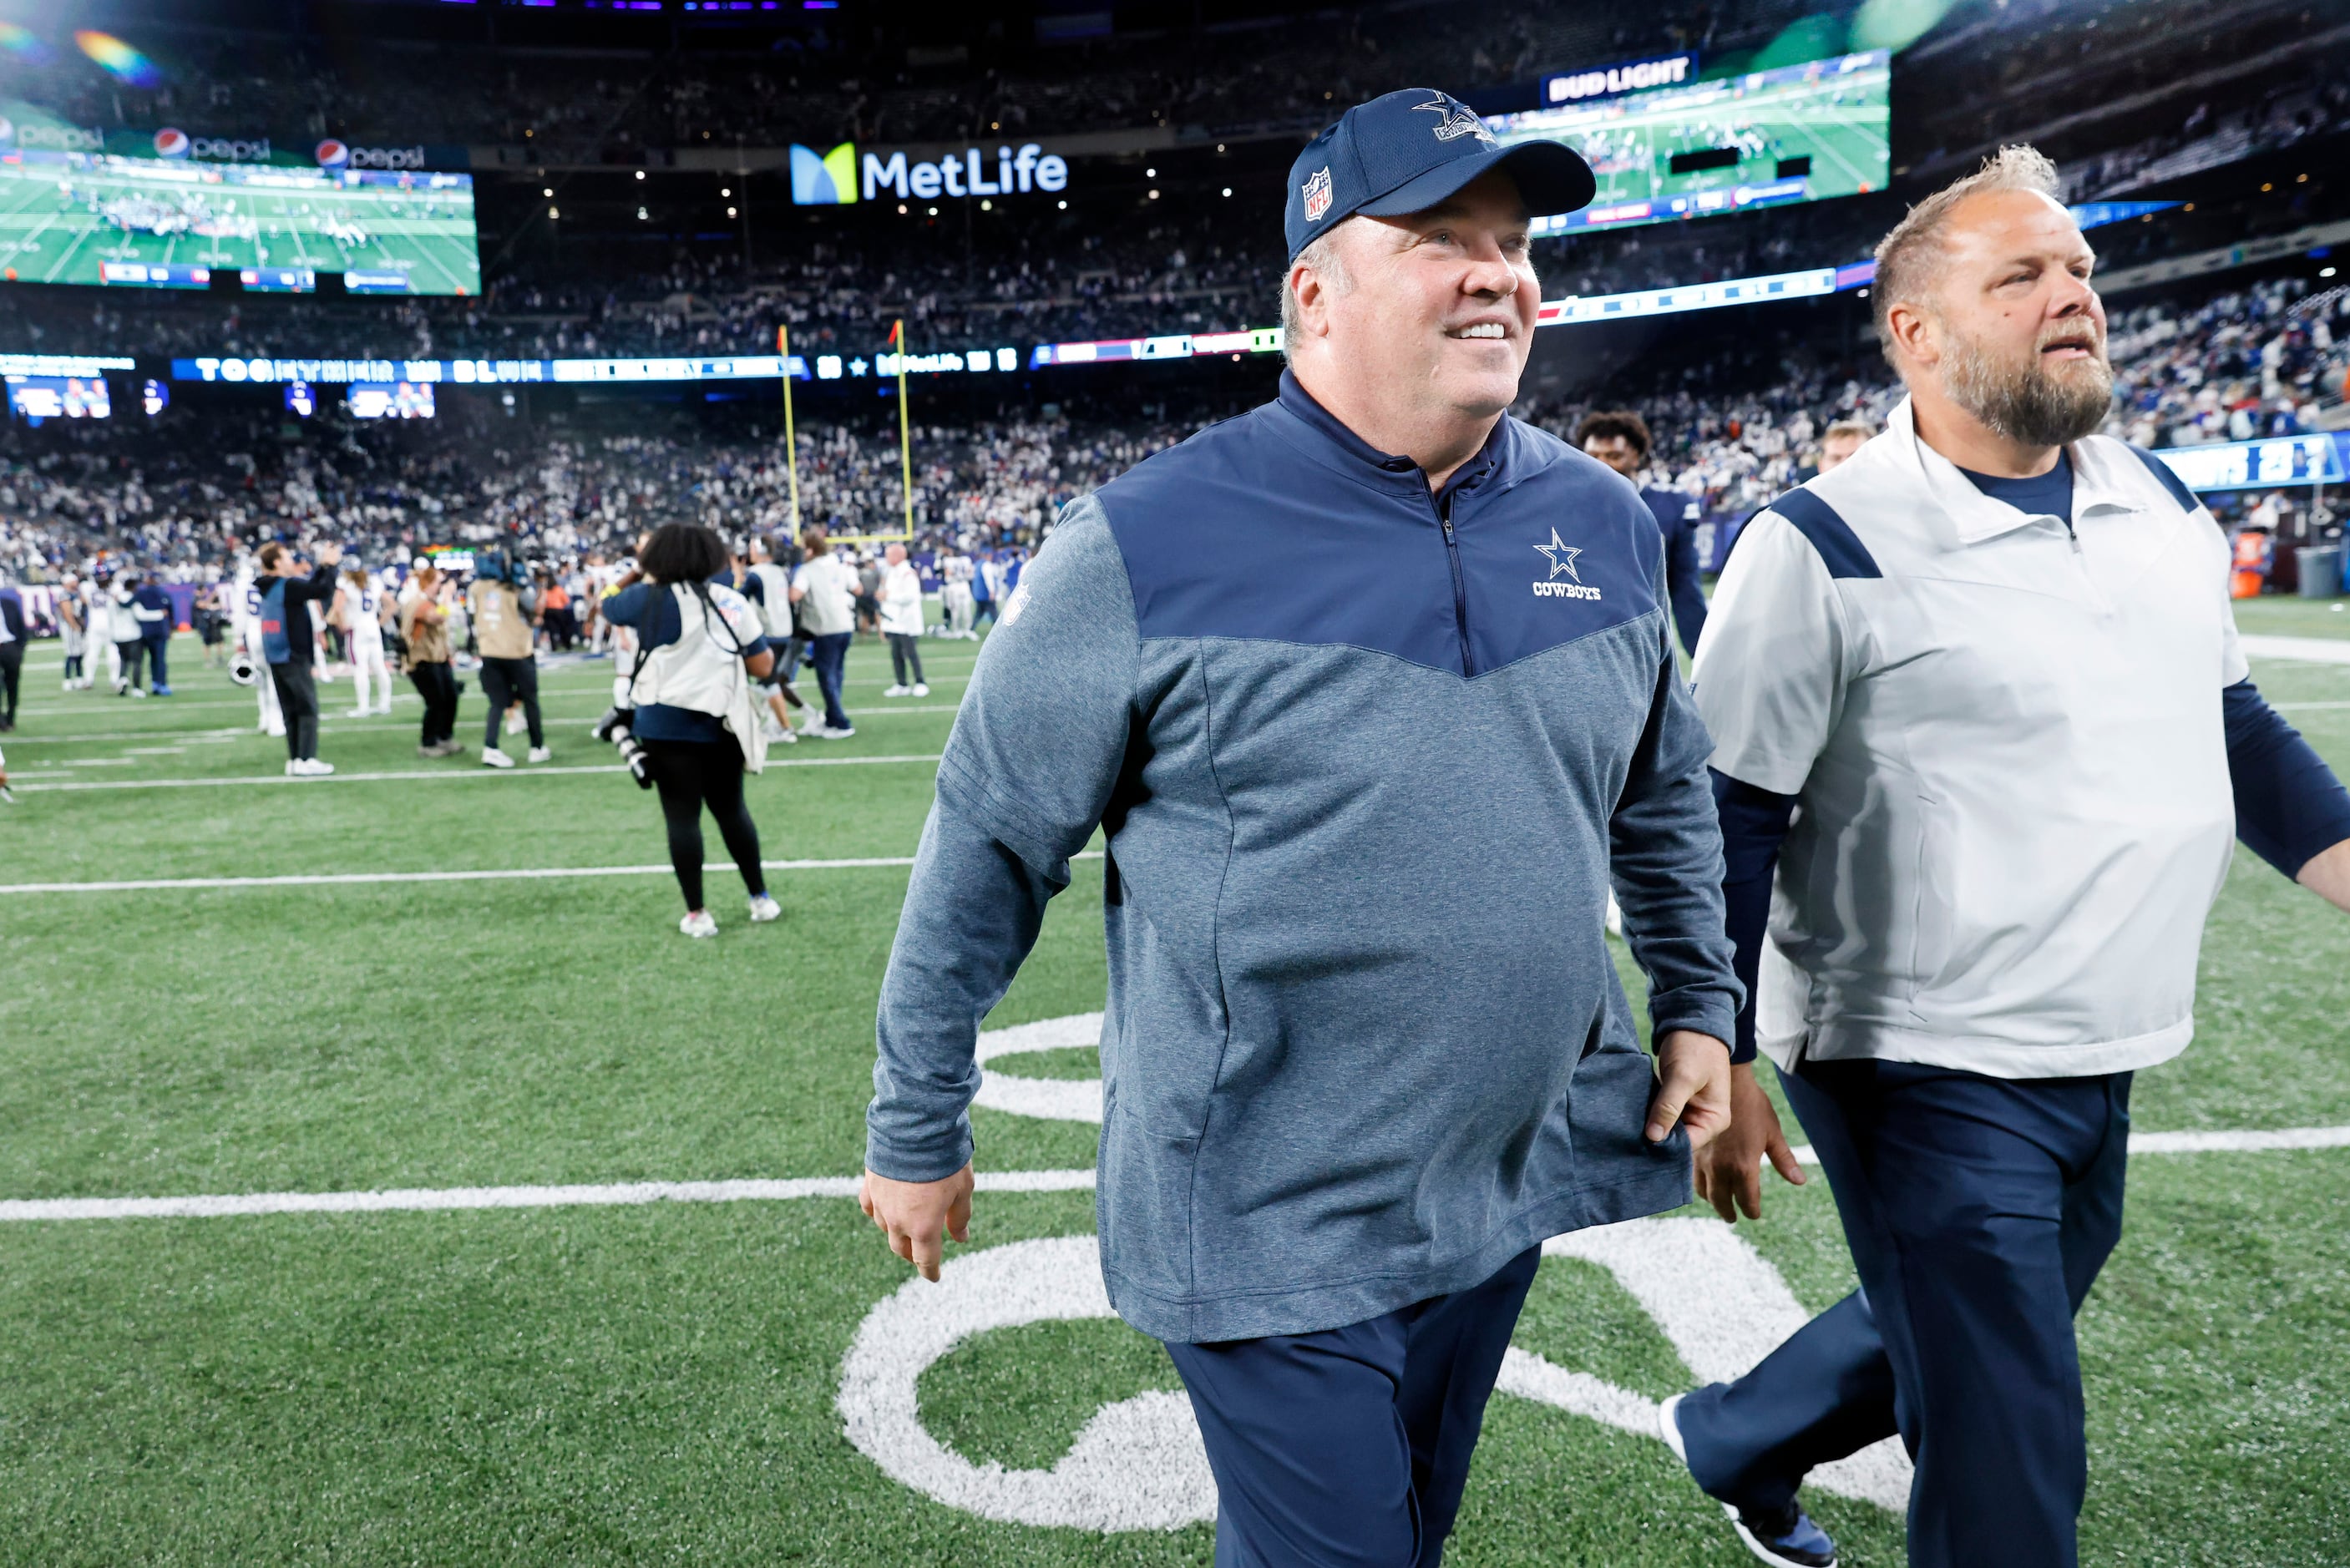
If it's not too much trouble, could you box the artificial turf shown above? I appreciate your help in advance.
[2,615,2347,1565]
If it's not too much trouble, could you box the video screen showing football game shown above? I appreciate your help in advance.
[0,149,480,295]
[1489,49,1891,235]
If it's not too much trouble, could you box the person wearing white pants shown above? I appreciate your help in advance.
[336,564,393,716]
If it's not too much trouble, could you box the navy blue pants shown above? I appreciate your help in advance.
[1164,1246,1541,1568]
[1676,1060,2130,1568]
[808,631,853,731]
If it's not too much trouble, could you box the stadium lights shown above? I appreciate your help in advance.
[1222,188,1232,198]
[2324,267,2339,279]
[721,187,731,197]
[548,206,559,220]
[897,204,907,214]
[1149,190,1160,200]
[727,206,737,218]
[637,206,648,220]
[1146,168,1156,177]
[1057,200,1066,210]
[636,169,646,180]
[980,199,992,210]
[542,187,553,197]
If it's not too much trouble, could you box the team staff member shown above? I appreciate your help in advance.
[860,89,1740,1567]
[256,541,342,776]
[878,542,928,697]
[131,571,175,695]
[1665,146,2350,1568]
[1578,409,1708,657]
[789,524,858,739]
[0,572,23,731]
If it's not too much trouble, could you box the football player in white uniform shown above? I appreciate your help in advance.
[337,563,393,716]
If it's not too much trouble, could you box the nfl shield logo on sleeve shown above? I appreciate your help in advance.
[1302,167,1334,222]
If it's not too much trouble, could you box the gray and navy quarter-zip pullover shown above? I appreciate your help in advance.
[869,371,1740,1343]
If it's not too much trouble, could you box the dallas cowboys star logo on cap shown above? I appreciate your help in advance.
[1534,529,1583,583]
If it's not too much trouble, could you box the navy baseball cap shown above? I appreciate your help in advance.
[1284,88,1595,261]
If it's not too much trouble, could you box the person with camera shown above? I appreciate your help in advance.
[400,558,463,757]
[468,550,549,769]
[256,540,342,776]
[601,523,782,938]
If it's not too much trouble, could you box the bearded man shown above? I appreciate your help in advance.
[1656,145,2350,1568]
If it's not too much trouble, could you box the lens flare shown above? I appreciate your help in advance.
[74,30,163,89]
[0,23,53,63]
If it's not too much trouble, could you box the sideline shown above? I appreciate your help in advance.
[5,1125,2341,1222]
[8,753,943,793]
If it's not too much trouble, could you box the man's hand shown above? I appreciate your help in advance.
[1694,1060,1807,1222]
[316,541,344,568]
[1647,1030,1734,1151]
[859,1163,975,1282]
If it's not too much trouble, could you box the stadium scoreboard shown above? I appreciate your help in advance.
[1489,49,1892,235]
[0,148,481,296]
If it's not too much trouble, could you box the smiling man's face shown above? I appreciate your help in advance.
[1922,189,2112,448]
[1320,169,1541,427]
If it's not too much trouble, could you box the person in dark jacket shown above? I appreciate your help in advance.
[0,574,23,731]
[256,540,343,776]
[1578,409,1709,658]
[858,89,1740,1568]
[131,573,177,695]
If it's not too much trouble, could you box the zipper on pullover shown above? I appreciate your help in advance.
[1436,489,1473,675]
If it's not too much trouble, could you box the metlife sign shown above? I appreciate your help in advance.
[1541,52,1699,104]
[788,140,1069,205]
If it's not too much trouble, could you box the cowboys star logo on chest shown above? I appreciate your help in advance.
[1532,529,1603,600]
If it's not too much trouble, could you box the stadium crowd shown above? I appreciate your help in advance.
[0,266,2342,590]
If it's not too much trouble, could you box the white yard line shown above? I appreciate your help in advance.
[2242,635,2350,665]
[8,753,942,793]
[0,850,1098,896]
[3,1128,2337,1224]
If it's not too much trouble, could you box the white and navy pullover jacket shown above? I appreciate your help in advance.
[869,371,1741,1343]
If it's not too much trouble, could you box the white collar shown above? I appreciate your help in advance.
[1882,396,2154,549]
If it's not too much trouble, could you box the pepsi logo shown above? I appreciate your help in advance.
[314,139,349,169]
[153,127,189,159]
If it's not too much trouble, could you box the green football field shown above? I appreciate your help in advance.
[2,605,2347,1565]
[1512,57,1891,221]
[0,156,481,295]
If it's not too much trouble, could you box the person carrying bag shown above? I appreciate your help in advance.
[601,524,781,938]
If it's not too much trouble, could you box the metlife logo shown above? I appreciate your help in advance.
[788,140,1070,205]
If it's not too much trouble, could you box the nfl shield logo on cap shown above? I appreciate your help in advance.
[1302,167,1334,223]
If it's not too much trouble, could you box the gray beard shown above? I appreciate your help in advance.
[1942,335,2114,449]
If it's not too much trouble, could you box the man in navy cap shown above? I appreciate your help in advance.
[859,89,1741,1565]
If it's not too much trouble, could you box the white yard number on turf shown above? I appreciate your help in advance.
[838,1015,1913,1532]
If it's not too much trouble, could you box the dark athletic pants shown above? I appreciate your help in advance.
[116,638,145,690]
[886,631,924,687]
[0,640,19,725]
[479,655,543,751]
[643,737,765,912]
[268,660,320,761]
[410,661,459,747]
[1163,1244,1540,1568]
[143,634,170,690]
[1674,1060,2130,1568]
